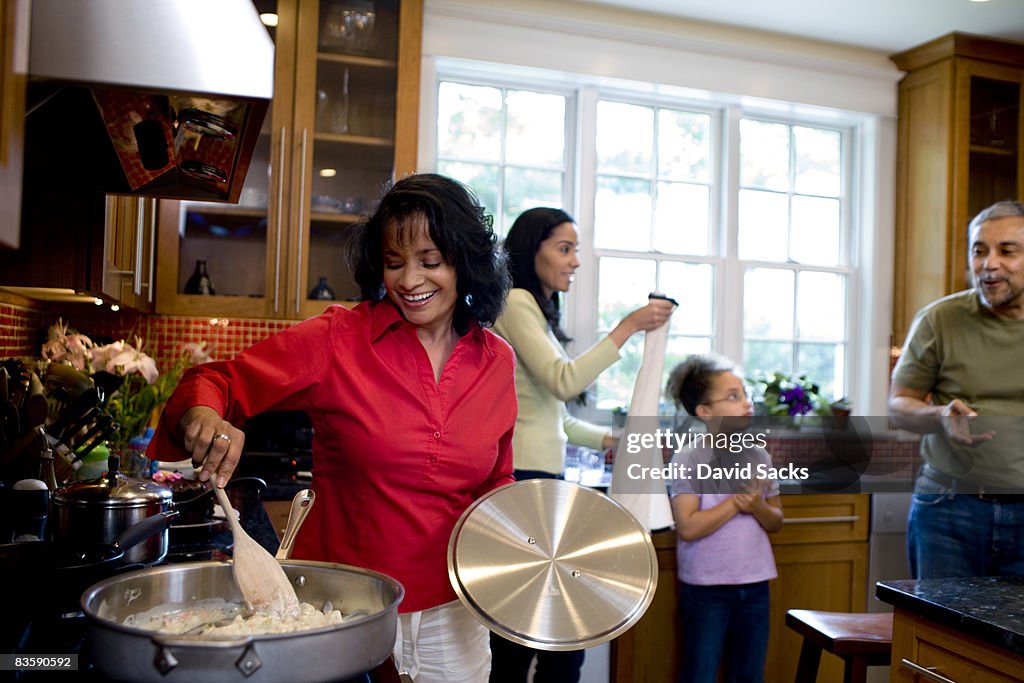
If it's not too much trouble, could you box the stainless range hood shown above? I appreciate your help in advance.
[25,0,274,202]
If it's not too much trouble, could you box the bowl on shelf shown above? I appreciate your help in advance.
[311,195,343,212]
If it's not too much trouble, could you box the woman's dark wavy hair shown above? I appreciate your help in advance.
[665,353,735,416]
[348,173,510,332]
[503,207,576,343]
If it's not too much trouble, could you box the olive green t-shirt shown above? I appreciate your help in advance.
[893,289,1024,487]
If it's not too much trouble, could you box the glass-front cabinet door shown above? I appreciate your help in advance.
[156,0,421,319]
[289,0,401,319]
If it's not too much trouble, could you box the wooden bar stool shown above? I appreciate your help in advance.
[785,609,893,683]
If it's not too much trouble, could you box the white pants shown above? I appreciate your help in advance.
[393,599,491,683]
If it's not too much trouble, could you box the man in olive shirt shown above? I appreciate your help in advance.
[889,200,1024,579]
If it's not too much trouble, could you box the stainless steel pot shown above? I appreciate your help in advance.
[448,479,658,650]
[82,560,404,683]
[52,461,172,564]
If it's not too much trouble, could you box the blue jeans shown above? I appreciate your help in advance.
[908,473,1024,578]
[677,581,770,683]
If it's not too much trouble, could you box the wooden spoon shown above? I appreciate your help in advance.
[214,486,300,617]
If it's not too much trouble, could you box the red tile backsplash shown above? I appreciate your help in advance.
[0,302,46,359]
[0,300,296,375]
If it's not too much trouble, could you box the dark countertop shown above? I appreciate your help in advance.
[876,576,1024,656]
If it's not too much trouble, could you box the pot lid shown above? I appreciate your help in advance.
[448,479,658,651]
[54,461,171,507]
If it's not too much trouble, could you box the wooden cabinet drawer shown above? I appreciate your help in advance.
[770,493,869,546]
[893,609,1024,682]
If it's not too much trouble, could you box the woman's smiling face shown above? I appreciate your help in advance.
[382,215,458,334]
[534,221,580,298]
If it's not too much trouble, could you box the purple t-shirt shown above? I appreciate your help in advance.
[669,445,779,586]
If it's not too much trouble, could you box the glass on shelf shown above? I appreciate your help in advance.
[319,0,376,54]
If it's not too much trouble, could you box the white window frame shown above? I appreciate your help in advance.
[425,56,890,421]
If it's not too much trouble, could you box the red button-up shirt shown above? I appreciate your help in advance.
[152,301,517,612]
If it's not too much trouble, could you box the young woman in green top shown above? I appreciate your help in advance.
[489,207,675,683]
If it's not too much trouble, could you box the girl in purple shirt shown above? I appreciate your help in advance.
[667,354,784,683]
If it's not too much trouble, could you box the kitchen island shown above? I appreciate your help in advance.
[876,576,1024,681]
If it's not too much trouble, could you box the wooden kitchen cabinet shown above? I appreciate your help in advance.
[103,196,157,312]
[609,494,869,683]
[0,187,156,310]
[890,33,1024,345]
[610,528,680,683]
[891,608,1024,683]
[156,0,422,320]
[0,0,28,249]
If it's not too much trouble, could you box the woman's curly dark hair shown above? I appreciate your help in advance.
[348,173,510,332]
[503,207,576,343]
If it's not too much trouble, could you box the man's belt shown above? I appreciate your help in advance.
[921,464,1024,502]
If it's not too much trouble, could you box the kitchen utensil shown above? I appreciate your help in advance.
[52,456,174,564]
[43,362,92,401]
[45,387,100,441]
[82,560,403,683]
[276,489,315,560]
[214,486,300,615]
[448,479,658,650]
[67,413,116,463]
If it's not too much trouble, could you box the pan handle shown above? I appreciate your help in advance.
[113,511,178,551]
[275,489,315,560]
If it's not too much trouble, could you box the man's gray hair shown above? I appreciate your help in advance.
[968,200,1024,236]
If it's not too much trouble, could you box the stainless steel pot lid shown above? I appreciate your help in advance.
[448,479,658,651]
[54,467,172,507]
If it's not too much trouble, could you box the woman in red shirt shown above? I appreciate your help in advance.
[152,174,517,682]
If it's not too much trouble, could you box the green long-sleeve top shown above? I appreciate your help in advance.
[492,288,621,474]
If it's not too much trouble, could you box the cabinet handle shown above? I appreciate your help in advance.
[295,127,308,315]
[147,198,157,303]
[273,126,286,315]
[133,199,146,296]
[782,515,861,524]
[900,658,958,683]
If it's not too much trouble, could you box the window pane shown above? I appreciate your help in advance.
[738,189,788,261]
[794,126,841,197]
[666,336,712,365]
[790,196,840,266]
[597,258,656,331]
[506,90,565,167]
[654,182,710,255]
[595,177,652,251]
[660,262,713,336]
[797,272,846,340]
[437,161,499,223]
[744,268,794,337]
[597,101,653,175]
[740,119,789,191]
[797,342,844,399]
[744,340,793,376]
[504,167,565,230]
[437,82,502,161]
[658,109,711,181]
